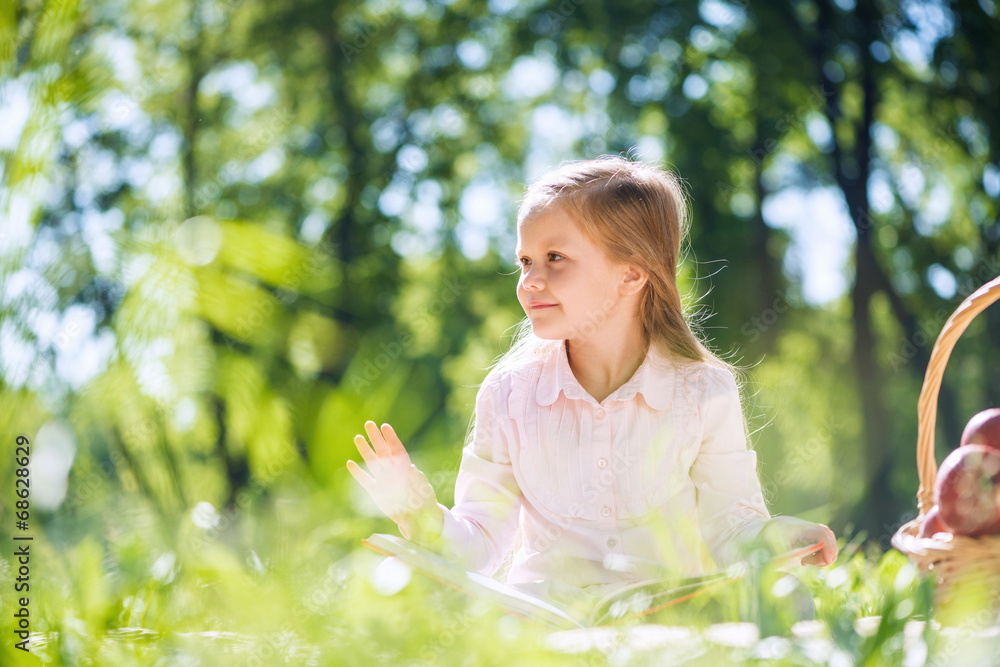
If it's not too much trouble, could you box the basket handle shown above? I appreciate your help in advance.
[916,274,1000,512]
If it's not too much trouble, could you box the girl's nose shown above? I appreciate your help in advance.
[520,265,545,290]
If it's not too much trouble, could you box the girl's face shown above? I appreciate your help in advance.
[515,205,637,342]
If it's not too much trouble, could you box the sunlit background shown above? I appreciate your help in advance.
[1,0,999,663]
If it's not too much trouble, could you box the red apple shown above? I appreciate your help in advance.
[934,445,1000,536]
[961,408,1000,451]
[917,504,951,539]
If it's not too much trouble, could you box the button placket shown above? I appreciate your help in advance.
[593,401,618,552]
[596,406,610,473]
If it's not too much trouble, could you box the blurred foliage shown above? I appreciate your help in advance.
[1,0,1000,663]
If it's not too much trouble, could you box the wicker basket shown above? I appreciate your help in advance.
[891,274,1000,613]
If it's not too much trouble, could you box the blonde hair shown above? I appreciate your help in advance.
[488,154,740,381]
[463,157,754,579]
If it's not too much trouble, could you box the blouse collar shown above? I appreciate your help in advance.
[535,338,675,410]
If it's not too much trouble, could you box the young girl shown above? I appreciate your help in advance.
[346,156,837,600]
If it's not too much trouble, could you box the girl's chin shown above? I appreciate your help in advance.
[526,323,563,340]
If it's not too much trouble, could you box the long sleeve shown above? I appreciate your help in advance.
[689,367,771,568]
[411,375,522,577]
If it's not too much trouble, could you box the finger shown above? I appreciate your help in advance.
[821,535,839,566]
[797,532,823,565]
[381,423,409,459]
[346,460,375,491]
[353,434,380,472]
[803,532,837,566]
[801,551,824,566]
[807,549,834,567]
[815,527,837,566]
[365,420,392,458]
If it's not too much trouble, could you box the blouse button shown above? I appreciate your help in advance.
[596,408,606,419]
[607,537,617,548]
[601,505,612,517]
[597,458,608,469]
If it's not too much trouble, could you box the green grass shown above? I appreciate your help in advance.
[2,481,998,666]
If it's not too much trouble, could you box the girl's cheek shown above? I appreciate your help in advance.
[516,284,529,305]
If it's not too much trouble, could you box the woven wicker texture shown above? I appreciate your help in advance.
[891,275,1000,606]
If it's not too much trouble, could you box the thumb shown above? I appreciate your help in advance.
[408,465,437,503]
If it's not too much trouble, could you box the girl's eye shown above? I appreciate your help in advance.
[517,253,563,267]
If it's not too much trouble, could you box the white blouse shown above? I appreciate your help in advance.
[416,338,771,588]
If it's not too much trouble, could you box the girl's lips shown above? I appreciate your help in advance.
[530,303,557,309]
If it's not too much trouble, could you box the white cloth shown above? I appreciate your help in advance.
[415,339,771,588]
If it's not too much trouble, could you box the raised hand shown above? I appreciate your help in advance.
[346,420,444,543]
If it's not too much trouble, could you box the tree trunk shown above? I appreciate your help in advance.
[750,114,781,355]
[181,0,204,219]
[812,0,899,539]
[321,26,366,284]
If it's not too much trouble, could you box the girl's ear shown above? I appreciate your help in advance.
[620,264,649,296]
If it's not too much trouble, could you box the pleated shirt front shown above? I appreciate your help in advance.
[419,338,771,588]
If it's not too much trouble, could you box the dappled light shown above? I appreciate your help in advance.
[1,0,999,664]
